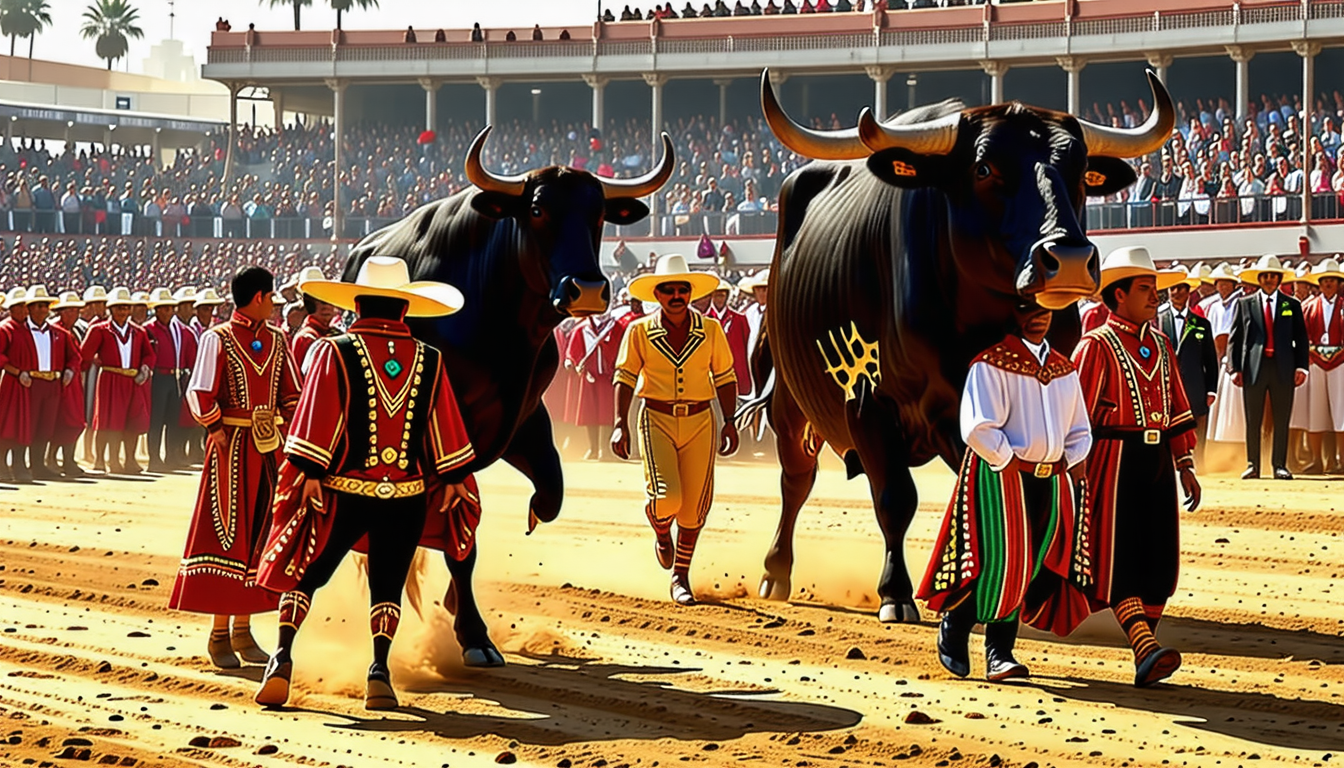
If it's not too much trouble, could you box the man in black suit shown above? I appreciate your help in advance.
[1227,254,1311,479]
[1159,267,1219,464]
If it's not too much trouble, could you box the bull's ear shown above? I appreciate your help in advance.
[1083,156,1138,197]
[470,191,522,219]
[865,148,942,189]
[605,198,650,225]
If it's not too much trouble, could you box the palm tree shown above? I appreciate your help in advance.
[263,0,312,31]
[79,0,143,70]
[330,0,378,30]
[0,0,53,60]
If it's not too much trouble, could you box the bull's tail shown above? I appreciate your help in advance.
[736,328,775,439]
[403,548,431,619]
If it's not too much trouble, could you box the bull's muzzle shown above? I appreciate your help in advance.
[554,276,611,317]
[1019,240,1099,310]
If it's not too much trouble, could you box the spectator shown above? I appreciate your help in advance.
[532,24,544,40]
[505,30,517,41]
[559,29,571,39]
[471,22,484,41]
[404,26,417,43]
[434,28,446,42]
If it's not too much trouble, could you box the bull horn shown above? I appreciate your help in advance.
[465,126,528,196]
[1077,69,1175,159]
[760,69,869,160]
[856,106,961,155]
[598,132,676,198]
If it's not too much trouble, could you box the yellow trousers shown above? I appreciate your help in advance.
[638,406,716,529]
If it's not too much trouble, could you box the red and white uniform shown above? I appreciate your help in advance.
[289,314,340,376]
[0,318,81,446]
[169,313,302,615]
[80,319,154,433]
[564,315,623,427]
[705,304,752,395]
[1303,293,1344,433]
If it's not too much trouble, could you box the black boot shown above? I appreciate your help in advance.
[936,604,976,678]
[984,620,1029,681]
[365,661,398,710]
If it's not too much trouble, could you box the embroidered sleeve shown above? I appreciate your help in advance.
[1071,334,1110,423]
[427,355,476,476]
[960,361,1015,471]
[283,340,343,471]
[275,329,303,420]
[1062,371,1093,468]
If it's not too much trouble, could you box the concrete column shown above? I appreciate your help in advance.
[326,78,346,242]
[418,77,438,133]
[5,116,14,146]
[865,66,893,120]
[1145,52,1173,85]
[1226,46,1254,122]
[223,82,241,184]
[477,77,501,126]
[644,72,670,235]
[1057,56,1085,115]
[272,90,285,130]
[151,128,161,170]
[713,78,733,125]
[980,60,1008,105]
[1294,40,1321,223]
[583,74,608,133]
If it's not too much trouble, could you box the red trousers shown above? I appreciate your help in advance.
[27,379,61,447]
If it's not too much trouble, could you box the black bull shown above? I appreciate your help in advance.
[342,127,674,665]
[745,70,1175,622]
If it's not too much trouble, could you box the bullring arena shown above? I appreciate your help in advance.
[2,0,1344,766]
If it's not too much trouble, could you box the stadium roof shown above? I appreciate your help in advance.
[0,99,224,147]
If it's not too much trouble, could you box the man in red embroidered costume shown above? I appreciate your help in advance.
[288,266,341,375]
[254,256,477,711]
[49,291,89,478]
[564,311,620,460]
[168,267,301,669]
[0,286,81,482]
[79,286,108,468]
[1302,258,1344,472]
[191,288,226,339]
[0,287,30,482]
[704,277,753,397]
[1055,246,1203,688]
[918,304,1090,682]
[80,287,154,475]
[145,288,197,471]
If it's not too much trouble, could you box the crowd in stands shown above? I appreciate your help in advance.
[2,86,1344,245]
[600,0,994,20]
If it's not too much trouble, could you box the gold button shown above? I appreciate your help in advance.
[380,446,398,464]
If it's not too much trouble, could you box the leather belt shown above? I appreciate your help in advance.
[103,367,139,378]
[1018,459,1067,478]
[322,475,425,500]
[25,371,60,381]
[1093,426,1165,445]
[643,399,712,417]
[220,414,286,427]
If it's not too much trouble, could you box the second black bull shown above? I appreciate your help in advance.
[344,127,675,664]
[743,69,1175,622]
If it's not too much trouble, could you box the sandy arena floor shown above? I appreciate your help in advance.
[0,447,1340,768]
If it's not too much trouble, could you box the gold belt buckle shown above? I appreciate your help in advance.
[1033,462,1052,478]
[374,482,397,500]
[672,403,690,417]
[1143,429,1161,445]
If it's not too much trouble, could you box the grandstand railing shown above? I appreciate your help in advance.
[206,0,1344,69]
[5,199,1341,240]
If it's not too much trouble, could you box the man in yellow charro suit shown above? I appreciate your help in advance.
[611,254,739,606]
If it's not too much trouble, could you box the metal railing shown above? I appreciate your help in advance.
[1085,193,1344,231]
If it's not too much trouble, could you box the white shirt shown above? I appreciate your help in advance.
[745,302,766,358]
[27,320,52,371]
[1201,292,1239,338]
[110,321,133,368]
[961,339,1092,471]
[1322,296,1337,345]
[1169,305,1188,342]
[185,330,220,420]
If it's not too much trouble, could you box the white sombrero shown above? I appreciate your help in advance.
[714,276,737,293]
[1207,262,1239,284]
[147,287,177,308]
[1099,246,1185,292]
[1240,254,1294,283]
[23,285,60,305]
[292,266,327,295]
[82,285,108,303]
[1312,257,1344,282]
[628,254,720,304]
[300,256,463,318]
[105,287,135,308]
[52,291,85,311]
[194,288,226,307]
[173,286,197,304]
[130,291,151,307]
[737,268,770,294]
[6,287,28,307]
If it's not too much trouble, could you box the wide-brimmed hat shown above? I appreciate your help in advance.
[1287,262,1315,286]
[173,286,197,304]
[148,288,177,308]
[106,287,135,307]
[300,256,463,318]
[52,291,84,311]
[1099,246,1185,292]
[738,268,771,293]
[714,276,736,294]
[290,266,326,295]
[628,254,721,304]
[1170,264,1204,289]
[1191,262,1213,285]
[1240,254,1294,283]
[1312,257,1344,282]
[1207,262,1239,284]
[82,285,108,303]
[194,288,226,307]
[130,291,151,307]
[6,287,28,306]
[24,285,59,305]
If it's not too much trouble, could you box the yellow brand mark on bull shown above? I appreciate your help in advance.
[817,322,881,401]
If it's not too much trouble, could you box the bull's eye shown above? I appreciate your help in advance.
[530,205,543,218]
[974,162,992,180]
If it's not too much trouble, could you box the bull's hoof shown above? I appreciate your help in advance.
[878,600,921,624]
[462,646,506,668]
[758,575,791,601]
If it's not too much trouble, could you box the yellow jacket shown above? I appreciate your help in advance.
[614,311,737,402]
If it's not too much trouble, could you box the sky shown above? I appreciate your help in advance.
[30,0,604,72]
